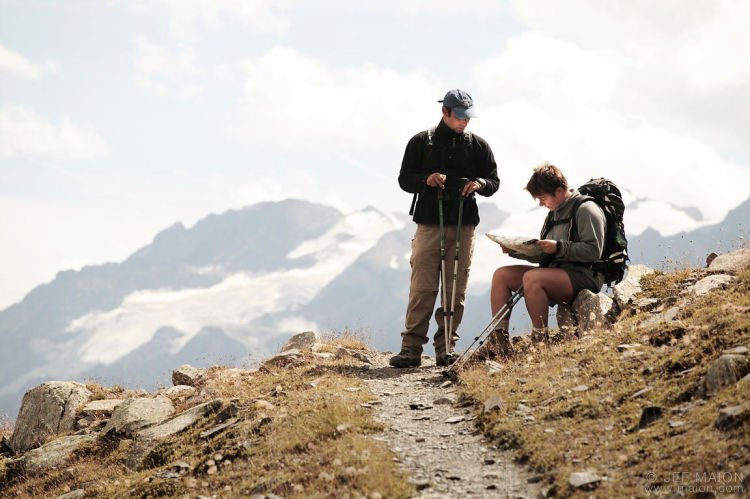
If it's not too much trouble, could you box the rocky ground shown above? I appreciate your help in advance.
[358,353,543,498]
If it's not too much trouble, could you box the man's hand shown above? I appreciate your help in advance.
[426,173,446,189]
[461,179,482,197]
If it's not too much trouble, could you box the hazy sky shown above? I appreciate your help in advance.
[1,0,749,309]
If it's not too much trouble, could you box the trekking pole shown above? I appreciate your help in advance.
[445,286,524,377]
[446,190,465,355]
[437,189,450,348]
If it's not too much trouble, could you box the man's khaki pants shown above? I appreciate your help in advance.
[400,223,476,355]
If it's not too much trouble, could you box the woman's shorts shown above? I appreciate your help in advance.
[562,268,599,304]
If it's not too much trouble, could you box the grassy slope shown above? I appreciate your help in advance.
[1,270,748,498]
[459,268,750,496]
[1,335,413,498]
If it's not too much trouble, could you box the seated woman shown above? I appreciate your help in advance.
[483,163,606,357]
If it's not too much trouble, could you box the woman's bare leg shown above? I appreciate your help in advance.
[522,268,574,328]
[490,265,533,319]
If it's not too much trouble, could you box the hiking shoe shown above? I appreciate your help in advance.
[389,350,421,368]
[473,330,513,362]
[436,352,458,367]
[530,327,550,343]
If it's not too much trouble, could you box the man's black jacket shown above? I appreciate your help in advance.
[398,119,500,225]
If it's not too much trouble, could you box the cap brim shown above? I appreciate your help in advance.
[453,106,477,119]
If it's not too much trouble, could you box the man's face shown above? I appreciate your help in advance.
[536,187,568,211]
[442,108,470,133]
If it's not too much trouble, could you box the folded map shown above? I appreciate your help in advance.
[485,233,543,257]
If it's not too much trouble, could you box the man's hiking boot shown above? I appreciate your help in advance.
[436,352,458,367]
[389,350,421,368]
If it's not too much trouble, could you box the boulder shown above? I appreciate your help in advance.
[696,354,750,399]
[82,399,123,417]
[555,304,577,335]
[160,385,198,402]
[641,306,681,327]
[171,365,207,387]
[613,264,655,310]
[22,434,96,473]
[262,348,304,369]
[573,290,615,332]
[10,381,93,454]
[280,331,320,351]
[102,397,174,437]
[708,248,750,272]
[689,274,736,296]
[137,399,222,440]
[715,402,750,431]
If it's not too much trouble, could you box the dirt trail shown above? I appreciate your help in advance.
[358,353,543,498]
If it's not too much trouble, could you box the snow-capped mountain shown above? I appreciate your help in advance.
[1,196,748,420]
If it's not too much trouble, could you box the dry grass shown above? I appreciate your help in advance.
[1,346,412,498]
[458,268,750,497]
[321,328,371,351]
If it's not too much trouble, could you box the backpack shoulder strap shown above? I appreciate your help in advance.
[540,196,593,240]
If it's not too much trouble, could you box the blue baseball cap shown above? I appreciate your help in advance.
[438,89,477,119]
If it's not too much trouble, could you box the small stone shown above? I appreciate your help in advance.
[668,420,686,429]
[440,381,453,389]
[638,406,663,429]
[629,387,653,399]
[319,471,335,481]
[415,437,425,443]
[569,471,602,489]
[336,424,351,433]
[573,385,589,392]
[723,346,748,355]
[414,480,430,490]
[617,343,642,352]
[445,416,466,424]
[483,457,496,465]
[434,397,453,405]
[483,395,504,414]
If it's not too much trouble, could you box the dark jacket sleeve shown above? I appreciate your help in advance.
[473,137,499,197]
[398,133,429,194]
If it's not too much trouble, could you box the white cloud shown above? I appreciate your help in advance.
[129,0,290,40]
[133,38,201,98]
[233,46,442,147]
[374,0,509,16]
[0,104,109,160]
[0,44,59,79]
[475,32,621,108]
[506,0,750,155]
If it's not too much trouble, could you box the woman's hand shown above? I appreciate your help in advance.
[537,239,558,254]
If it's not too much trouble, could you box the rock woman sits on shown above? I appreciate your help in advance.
[480,163,607,359]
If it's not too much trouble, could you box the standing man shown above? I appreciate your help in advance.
[390,89,500,368]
